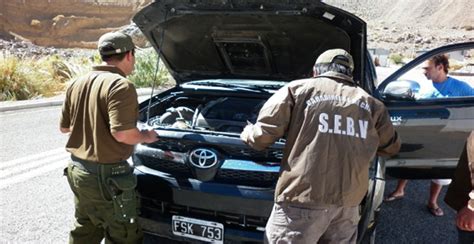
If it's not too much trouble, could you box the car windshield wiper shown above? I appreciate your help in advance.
[191,81,270,93]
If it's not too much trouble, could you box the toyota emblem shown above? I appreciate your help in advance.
[189,148,218,169]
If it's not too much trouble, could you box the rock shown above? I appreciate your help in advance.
[52,15,65,23]
[119,23,150,48]
[463,25,474,31]
[30,19,42,28]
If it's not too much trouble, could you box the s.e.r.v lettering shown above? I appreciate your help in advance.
[318,113,368,139]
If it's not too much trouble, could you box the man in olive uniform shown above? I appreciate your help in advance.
[60,31,158,244]
[240,49,401,243]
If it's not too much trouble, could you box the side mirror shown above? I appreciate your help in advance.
[382,80,420,100]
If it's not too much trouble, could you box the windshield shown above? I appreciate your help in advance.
[183,79,287,92]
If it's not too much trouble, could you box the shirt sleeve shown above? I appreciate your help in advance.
[240,86,294,151]
[59,86,72,129]
[374,103,401,156]
[107,79,139,133]
[460,82,474,97]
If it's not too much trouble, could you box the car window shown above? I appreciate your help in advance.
[381,48,474,101]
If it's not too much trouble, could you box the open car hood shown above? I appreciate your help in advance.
[133,0,367,84]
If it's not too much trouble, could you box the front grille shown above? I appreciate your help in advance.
[140,155,189,175]
[148,138,283,161]
[221,146,283,161]
[216,169,278,187]
[149,138,187,151]
[140,198,268,229]
[137,154,278,187]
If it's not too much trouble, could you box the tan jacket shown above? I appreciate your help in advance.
[445,131,474,211]
[241,71,401,207]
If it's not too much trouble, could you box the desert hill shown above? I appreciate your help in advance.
[327,0,474,55]
[1,0,473,54]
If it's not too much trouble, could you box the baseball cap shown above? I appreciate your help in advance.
[97,32,136,55]
[315,48,354,71]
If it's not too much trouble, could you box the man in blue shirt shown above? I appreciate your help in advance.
[385,54,474,217]
[422,54,474,98]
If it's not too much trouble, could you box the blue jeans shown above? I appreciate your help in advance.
[458,228,474,244]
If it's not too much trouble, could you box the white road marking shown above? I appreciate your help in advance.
[0,107,61,117]
[0,148,65,169]
[0,148,69,189]
[0,153,69,179]
[0,161,67,189]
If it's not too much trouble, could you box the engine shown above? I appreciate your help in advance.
[147,97,266,133]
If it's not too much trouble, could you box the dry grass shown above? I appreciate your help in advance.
[0,48,172,101]
[0,52,93,101]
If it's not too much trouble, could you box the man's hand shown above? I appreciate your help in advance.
[240,124,253,144]
[456,206,474,231]
[141,129,159,144]
[60,127,71,134]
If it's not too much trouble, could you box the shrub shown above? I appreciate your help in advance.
[0,54,38,100]
[0,52,95,101]
[129,48,172,88]
[389,53,404,65]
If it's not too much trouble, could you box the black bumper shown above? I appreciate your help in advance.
[135,167,274,243]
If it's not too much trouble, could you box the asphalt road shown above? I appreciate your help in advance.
[0,107,72,243]
[376,178,457,243]
[0,105,458,243]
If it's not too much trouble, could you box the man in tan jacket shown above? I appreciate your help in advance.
[445,131,474,243]
[241,49,401,243]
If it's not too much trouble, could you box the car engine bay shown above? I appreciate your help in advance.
[144,95,268,134]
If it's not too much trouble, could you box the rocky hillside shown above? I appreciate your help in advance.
[1,0,473,55]
[0,0,150,48]
[326,0,474,55]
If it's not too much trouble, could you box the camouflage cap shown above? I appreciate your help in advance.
[97,32,135,55]
[315,48,354,71]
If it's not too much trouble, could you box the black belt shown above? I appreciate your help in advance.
[70,155,131,176]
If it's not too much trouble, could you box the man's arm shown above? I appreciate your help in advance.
[59,86,72,134]
[112,128,158,145]
[106,80,159,145]
[375,104,401,156]
[456,131,474,231]
[240,86,293,151]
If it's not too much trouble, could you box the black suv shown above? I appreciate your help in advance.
[132,1,474,243]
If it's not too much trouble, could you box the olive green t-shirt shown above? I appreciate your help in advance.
[60,65,138,163]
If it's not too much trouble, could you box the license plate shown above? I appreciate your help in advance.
[172,215,224,243]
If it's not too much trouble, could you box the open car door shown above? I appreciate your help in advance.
[376,42,474,179]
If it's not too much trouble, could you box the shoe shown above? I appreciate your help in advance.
[427,205,444,217]
[384,194,404,202]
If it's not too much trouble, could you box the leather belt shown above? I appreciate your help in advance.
[70,155,131,176]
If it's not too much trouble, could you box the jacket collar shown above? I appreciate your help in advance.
[92,65,126,77]
[316,71,355,84]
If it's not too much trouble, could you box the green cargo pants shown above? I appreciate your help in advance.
[65,159,143,244]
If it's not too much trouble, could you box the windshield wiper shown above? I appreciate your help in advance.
[191,81,270,93]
